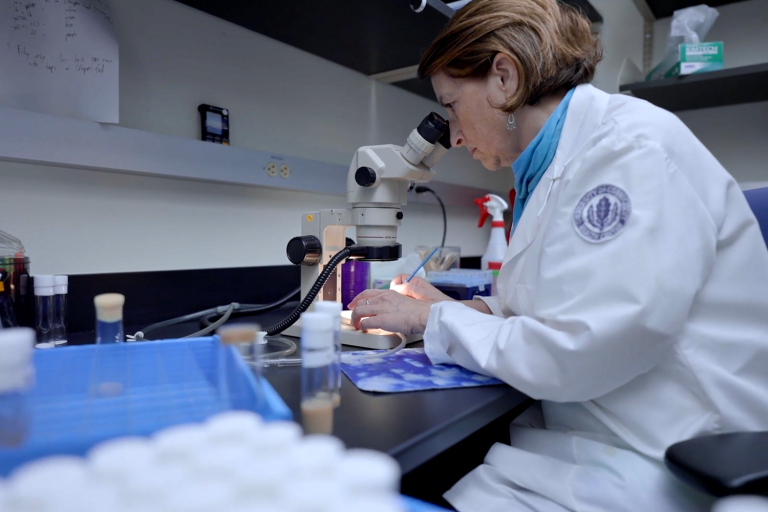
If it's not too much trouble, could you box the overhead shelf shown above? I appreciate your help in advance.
[619,63,768,112]
[644,0,746,19]
[0,105,500,209]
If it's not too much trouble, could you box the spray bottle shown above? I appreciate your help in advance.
[475,194,509,295]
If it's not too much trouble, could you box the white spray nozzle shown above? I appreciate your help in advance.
[475,194,509,227]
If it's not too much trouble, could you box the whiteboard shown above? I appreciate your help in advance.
[0,0,118,122]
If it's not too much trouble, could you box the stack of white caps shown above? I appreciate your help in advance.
[54,275,68,295]
[0,411,407,512]
[33,275,55,296]
[0,328,35,392]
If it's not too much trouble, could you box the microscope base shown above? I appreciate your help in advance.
[282,321,422,349]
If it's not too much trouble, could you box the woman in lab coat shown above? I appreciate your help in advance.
[349,1,768,511]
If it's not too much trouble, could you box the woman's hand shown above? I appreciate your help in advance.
[390,275,455,303]
[348,289,433,335]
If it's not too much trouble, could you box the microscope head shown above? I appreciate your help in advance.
[347,112,450,261]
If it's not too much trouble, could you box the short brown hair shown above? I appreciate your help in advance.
[418,0,603,112]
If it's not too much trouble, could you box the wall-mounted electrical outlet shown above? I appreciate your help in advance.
[266,162,277,177]
[280,164,290,179]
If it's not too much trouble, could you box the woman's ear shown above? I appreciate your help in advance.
[489,53,519,98]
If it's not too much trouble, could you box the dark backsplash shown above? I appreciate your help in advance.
[66,256,481,334]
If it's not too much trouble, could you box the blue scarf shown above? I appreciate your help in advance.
[512,88,575,231]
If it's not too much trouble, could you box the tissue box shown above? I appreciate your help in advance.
[678,42,723,75]
[648,42,723,80]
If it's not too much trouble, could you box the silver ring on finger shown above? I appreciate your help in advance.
[366,299,369,305]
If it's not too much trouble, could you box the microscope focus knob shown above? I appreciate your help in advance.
[355,167,377,188]
[286,236,322,266]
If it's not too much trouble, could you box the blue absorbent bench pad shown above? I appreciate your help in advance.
[341,348,503,393]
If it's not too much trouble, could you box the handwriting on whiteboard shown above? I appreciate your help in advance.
[1,0,119,122]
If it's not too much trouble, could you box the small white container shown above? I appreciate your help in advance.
[7,456,90,510]
[120,465,188,508]
[713,496,768,512]
[283,479,342,512]
[248,421,302,459]
[88,437,156,482]
[291,435,346,479]
[231,458,291,503]
[336,496,407,512]
[48,483,122,512]
[162,480,234,512]
[152,423,209,464]
[191,445,251,481]
[205,410,263,446]
[338,448,401,495]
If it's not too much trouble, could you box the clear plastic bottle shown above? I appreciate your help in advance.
[94,293,125,344]
[300,312,335,435]
[34,275,56,349]
[0,327,34,447]
[313,301,342,408]
[53,275,68,346]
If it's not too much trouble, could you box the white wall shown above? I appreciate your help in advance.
[652,0,768,188]
[0,0,643,275]
[590,0,645,94]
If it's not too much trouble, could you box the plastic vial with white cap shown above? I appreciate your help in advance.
[216,323,261,407]
[300,312,335,435]
[33,275,56,349]
[0,327,34,447]
[314,301,343,408]
[94,293,125,344]
[52,275,68,346]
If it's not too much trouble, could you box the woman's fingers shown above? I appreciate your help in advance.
[351,304,377,330]
[350,290,432,335]
[348,289,387,309]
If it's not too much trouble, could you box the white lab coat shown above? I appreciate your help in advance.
[424,84,768,512]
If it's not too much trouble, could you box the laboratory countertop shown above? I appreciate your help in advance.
[67,305,531,475]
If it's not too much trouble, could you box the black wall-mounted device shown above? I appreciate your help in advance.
[197,104,230,145]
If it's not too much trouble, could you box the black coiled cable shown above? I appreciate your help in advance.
[265,247,353,335]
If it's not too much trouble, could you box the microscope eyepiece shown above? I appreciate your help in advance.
[416,112,449,144]
[437,128,451,149]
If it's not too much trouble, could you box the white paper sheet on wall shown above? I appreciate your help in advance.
[0,0,118,123]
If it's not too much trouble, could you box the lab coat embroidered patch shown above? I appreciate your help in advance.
[572,184,631,243]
